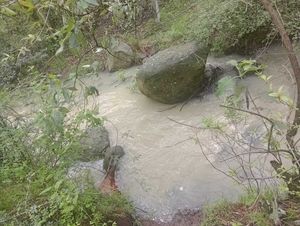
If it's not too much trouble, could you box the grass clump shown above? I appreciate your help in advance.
[201,196,272,226]
[201,191,300,226]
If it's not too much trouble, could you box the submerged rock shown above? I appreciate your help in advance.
[79,125,110,161]
[136,42,210,104]
[67,160,105,190]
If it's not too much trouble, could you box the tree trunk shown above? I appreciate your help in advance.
[153,0,160,22]
[259,0,300,147]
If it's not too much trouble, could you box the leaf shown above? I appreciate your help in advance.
[77,0,89,10]
[0,7,17,16]
[280,95,294,107]
[18,0,35,11]
[54,179,64,190]
[84,0,99,6]
[39,187,52,195]
[55,19,75,55]
[269,92,279,98]
[227,60,238,66]
[55,45,64,56]
[51,110,64,126]
[62,89,71,102]
[216,76,235,97]
[69,32,79,49]
[243,64,257,72]
[59,107,70,114]
[67,86,78,91]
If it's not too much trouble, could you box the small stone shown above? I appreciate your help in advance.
[294,220,300,225]
[79,125,110,161]
[106,40,136,72]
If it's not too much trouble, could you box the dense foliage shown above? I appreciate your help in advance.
[142,0,300,53]
[0,79,133,225]
[0,0,300,225]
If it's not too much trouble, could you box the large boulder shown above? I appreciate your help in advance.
[136,42,210,104]
[79,126,110,161]
[107,40,135,72]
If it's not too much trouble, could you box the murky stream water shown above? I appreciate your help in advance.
[18,44,298,221]
[75,44,298,221]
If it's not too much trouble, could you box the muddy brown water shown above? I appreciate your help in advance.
[73,44,298,222]
[18,44,299,223]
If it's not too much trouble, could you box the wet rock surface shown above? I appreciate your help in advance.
[136,42,209,104]
[67,160,105,189]
[79,125,110,161]
[107,40,136,72]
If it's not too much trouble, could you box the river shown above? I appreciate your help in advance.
[78,44,297,221]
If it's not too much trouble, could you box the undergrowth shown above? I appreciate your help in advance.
[0,77,133,225]
[201,192,300,226]
[137,0,300,54]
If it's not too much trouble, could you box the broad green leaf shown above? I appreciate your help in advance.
[227,60,238,66]
[216,76,235,97]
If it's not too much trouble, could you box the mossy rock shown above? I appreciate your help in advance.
[136,41,210,104]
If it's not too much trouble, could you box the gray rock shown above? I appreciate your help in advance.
[79,126,110,161]
[107,40,135,72]
[294,220,300,225]
[103,145,125,172]
[67,160,105,190]
[204,63,225,79]
[136,41,210,104]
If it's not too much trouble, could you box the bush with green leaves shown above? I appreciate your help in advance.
[0,76,133,225]
[211,59,300,195]
[143,0,300,53]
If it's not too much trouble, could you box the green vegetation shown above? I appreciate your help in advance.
[1,0,300,225]
[139,0,300,53]
[201,192,300,226]
[0,80,133,225]
[201,58,300,225]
